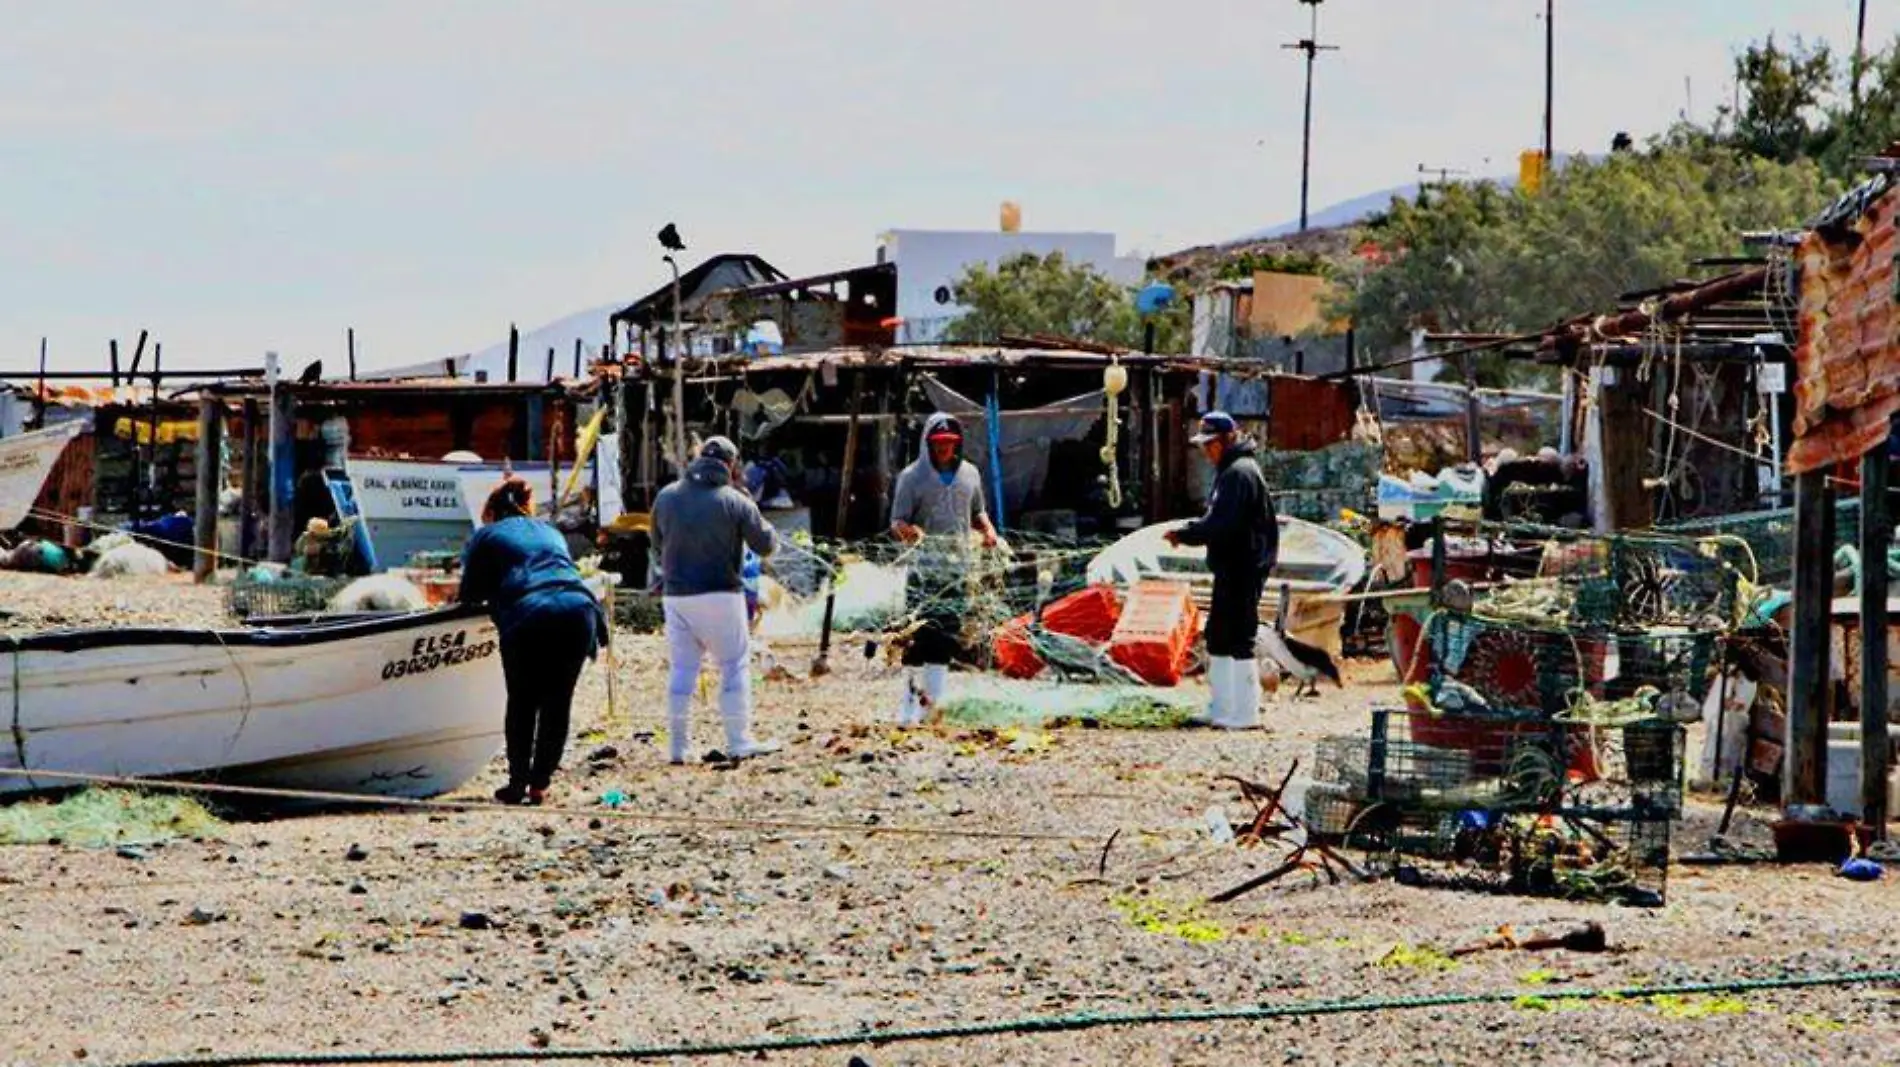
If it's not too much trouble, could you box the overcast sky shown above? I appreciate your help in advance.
[0,1,1886,372]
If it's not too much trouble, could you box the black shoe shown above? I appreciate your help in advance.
[493,783,527,805]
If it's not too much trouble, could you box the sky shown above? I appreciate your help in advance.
[0,0,1889,374]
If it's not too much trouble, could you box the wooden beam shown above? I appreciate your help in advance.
[1587,366,1653,531]
[239,398,260,562]
[834,372,866,539]
[192,396,224,582]
[1786,468,1834,810]
[1862,447,1891,835]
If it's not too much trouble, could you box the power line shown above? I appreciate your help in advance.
[1282,0,1339,232]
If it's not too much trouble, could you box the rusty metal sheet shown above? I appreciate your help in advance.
[1790,187,1900,475]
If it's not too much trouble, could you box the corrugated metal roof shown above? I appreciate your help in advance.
[1789,184,1900,475]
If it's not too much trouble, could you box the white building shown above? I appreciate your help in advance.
[878,228,1143,343]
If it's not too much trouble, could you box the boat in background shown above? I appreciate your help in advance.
[0,421,84,531]
[1085,516,1367,656]
[0,606,504,801]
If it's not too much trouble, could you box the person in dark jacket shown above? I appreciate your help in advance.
[652,436,782,764]
[459,477,609,805]
[1166,411,1278,729]
[888,412,1002,725]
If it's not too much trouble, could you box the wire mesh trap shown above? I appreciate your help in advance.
[1422,610,1717,722]
[1308,710,1683,905]
[226,574,349,620]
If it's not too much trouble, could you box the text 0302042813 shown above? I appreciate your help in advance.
[381,630,497,680]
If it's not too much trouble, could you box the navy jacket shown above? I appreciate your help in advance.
[459,516,607,655]
[1173,437,1278,576]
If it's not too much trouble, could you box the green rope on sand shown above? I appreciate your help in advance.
[102,968,1900,1066]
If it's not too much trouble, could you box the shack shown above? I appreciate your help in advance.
[197,374,593,572]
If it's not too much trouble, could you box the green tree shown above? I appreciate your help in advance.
[1338,140,1837,386]
[1729,35,1836,164]
[942,252,1190,352]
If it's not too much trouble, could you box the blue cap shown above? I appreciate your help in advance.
[1190,411,1238,444]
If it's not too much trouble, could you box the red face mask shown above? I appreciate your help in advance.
[928,437,959,466]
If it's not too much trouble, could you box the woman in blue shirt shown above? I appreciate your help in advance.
[458,478,608,805]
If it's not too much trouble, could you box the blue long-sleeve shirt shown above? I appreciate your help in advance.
[458,516,606,654]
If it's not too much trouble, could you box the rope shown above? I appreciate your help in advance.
[0,766,1096,845]
[98,967,1900,1067]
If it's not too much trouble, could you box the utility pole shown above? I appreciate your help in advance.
[1282,0,1338,233]
[1542,0,1554,164]
[1853,0,1870,118]
[1417,163,1469,192]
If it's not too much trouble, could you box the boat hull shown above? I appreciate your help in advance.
[0,608,506,800]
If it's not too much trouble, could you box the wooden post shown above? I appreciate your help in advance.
[545,346,556,383]
[34,337,46,429]
[266,353,297,563]
[1786,468,1834,810]
[192,396,223,582]
[239,398,260,562]
[347,327,357,381]
[108,339,120,388]
[834,372,865,538]
[1586,365,1654,532]
[507,324,519,383]
[1861,446,1890,835]
[146,344,163,518]
[574,338,584,380]
[1460,354,1481,464]
[127,330,147,379]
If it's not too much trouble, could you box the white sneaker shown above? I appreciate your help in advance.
[667,711,691,765]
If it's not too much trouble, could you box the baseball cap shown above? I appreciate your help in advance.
[698,436,739,463]
[1190,411,1238,445]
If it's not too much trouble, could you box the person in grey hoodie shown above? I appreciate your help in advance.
[887,413,1001,725]
[651,436,782,764]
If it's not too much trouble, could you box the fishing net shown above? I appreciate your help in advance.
[1477,525,1741,631]
[756,531,1114,650]
[1661,498,1862,587]
[934,675,1201,729]
[0,788,224,847]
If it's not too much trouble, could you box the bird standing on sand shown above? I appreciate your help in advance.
[1256,622,1342,698]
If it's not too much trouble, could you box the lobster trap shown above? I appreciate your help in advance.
[1423,610,1717,722]
[225,575,347,620]
[1662,497,1861,588]
[1488,526,1743,631]
[1308,710,1683,904]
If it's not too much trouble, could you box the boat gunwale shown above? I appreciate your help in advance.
[0,604,490,655]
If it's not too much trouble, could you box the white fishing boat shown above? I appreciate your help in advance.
[1086,516,1368,657]
[0,606,505,800]
[1086,515,1367,594]
[0,421,84,530]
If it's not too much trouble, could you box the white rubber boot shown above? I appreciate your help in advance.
[1220,659,1261,730]
[1193,657,1233,726]
[719,659,780,760]
[667,692,693,765]
[896,669,925,727]
[921,664,950,723]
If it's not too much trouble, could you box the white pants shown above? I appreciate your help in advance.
[664,592,753,751]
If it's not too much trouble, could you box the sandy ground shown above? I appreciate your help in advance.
[3,573,1900,1066]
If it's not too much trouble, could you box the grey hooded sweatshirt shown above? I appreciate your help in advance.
[890,412,987,541]
[652,455,776,597]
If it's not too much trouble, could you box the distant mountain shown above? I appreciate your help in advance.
[459,304,616,383]
[1234,154,1593,245]
[363,304,616,382]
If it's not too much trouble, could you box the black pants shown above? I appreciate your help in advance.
[1205,566,1266,660]
[499,601,595,789]
[901,567,966,667]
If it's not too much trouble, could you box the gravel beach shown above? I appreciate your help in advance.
[2,573,1897,1066]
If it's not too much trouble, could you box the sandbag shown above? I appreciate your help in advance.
[89,542,170,579]
[327,575,429,613]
